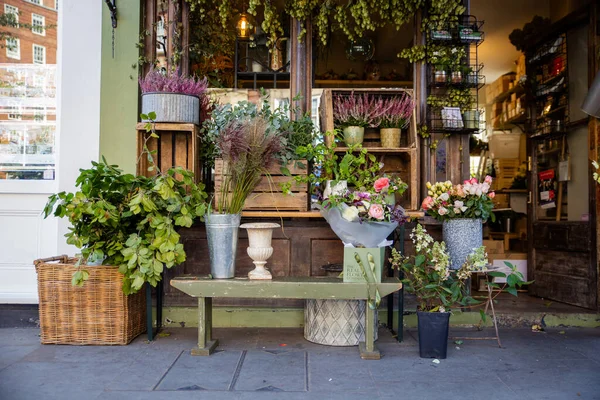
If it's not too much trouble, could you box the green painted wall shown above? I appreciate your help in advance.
[99,2,141,173]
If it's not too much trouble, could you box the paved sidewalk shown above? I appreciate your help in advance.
[0,327,599,400]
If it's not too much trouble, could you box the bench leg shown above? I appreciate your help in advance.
[359,303,381,360]
[191,297,218,356]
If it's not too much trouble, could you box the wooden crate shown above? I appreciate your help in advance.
[320,88,419,211]
[136,123,201,181]
[213,159,309,211]
[319,88,417,148]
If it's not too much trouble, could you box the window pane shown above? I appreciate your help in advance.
[32,14,45,35]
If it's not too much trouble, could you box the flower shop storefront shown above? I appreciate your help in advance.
[6,0,600,360]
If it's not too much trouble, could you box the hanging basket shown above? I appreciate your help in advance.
[34,255,146,345]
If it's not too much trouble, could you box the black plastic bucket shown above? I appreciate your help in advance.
[417,311,451,359]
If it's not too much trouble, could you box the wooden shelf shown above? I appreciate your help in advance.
[496,189,527,194]
[241,210,425,219]
[315,80,413,88]
[333,147,416,154]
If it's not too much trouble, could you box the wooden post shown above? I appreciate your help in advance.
[142,0,157,77]
[415,11,430,198]
[166,0,188,73]
[290,18,312,119]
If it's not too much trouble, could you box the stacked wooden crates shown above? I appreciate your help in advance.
[319,88,419,211]
[213,160,309,211]
[493,159,519,191]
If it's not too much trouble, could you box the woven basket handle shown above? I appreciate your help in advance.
[34,255,69,266]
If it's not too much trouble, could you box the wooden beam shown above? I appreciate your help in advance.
[142,0,157,77]
[290,18,312,119]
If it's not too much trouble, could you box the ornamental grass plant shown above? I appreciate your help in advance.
[214,116,282,214]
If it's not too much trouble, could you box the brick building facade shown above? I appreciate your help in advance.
[0,0,57,65]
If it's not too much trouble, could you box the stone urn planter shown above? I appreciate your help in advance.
[240,222,280,280]
[141,92,200,125]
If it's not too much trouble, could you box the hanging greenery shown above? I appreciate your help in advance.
[183,0,465,51]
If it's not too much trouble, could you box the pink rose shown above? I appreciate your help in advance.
[438,206,448,216]
[373,177,390,193]
[488,191,495,199]
[470,178,478,185]
[484,175,493,184]
[368,204,385,220]
[421,196,434,210]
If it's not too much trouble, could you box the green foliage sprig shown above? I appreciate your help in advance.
[43,113,208,294]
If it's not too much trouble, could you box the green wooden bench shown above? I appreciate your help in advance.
[170,276,402,360]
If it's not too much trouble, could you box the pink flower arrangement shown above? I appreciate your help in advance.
[422,177,496,222]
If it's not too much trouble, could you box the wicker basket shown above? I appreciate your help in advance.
[34,255,146,345]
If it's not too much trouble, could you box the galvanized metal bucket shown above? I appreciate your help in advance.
[205,213,242,279]
[442,218,483,270]
[141,92,200,125]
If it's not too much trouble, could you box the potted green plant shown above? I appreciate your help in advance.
[379,94,415,148]
[391,225,529,358]
[139,68,209,125]
[39,113,208,345]
[333,92,382,146]
[44,113,209,293]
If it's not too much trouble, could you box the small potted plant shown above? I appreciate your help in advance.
[139,68,209,125]
[379,94,415,148]
[333,92,382,146]
[391,225,529,358]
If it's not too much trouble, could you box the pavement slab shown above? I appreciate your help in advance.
[0,327,598,400]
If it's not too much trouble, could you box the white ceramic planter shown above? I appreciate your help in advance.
[240,222,280,280]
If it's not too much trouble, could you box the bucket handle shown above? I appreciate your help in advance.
[34,255,69,266]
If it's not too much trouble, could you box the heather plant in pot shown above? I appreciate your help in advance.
[139,68,209,125]
[333,92,383,146]
[379,94,415,148]
[206,116,283,279]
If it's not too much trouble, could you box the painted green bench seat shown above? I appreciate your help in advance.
[170,276,402,360]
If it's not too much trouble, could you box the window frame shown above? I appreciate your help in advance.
[32,44,46,65]
[4,4,19,24]
[31,13,45,36]
[5,38,20,60]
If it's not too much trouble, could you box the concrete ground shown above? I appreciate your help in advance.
[0,327,599,400]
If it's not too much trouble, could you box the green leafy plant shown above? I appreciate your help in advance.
[291,135,381,194]
[390,224,475,312]
[43,113,208,294]
[390,225,530,313]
